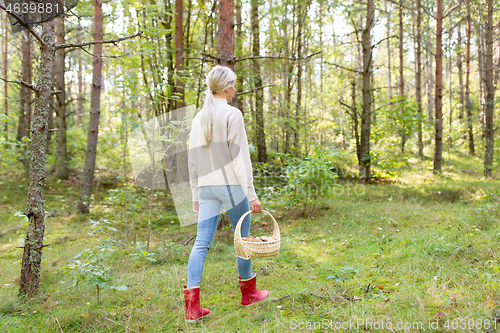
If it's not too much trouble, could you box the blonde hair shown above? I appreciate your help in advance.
[200,65,236,143]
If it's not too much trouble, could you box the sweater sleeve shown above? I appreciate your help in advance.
[227,110,258,202]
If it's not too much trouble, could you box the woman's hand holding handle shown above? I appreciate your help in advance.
[249,199,262,213]
[193,201,199,214]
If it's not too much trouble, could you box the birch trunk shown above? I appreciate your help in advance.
[251,0,267,162]
[77,20,83,126]
[54,14,68,179]
[484,0,495,177]
[3,12,8,133]
[235,0,244,113]
[360,0,373,182]
[175,0,185,108]
[415,0,423,156]
[465,0,475,154]
[78,0,103,214]
[433,0,443,173]
[398,0,406,153]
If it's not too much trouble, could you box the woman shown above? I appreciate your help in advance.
[184,65,269,323]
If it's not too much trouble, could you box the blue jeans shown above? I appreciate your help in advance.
[187,185,254,288]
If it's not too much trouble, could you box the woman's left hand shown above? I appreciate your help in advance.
[193,201,199,214]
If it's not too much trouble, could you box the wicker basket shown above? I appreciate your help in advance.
[234,210,281,260]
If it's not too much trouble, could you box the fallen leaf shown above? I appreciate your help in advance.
[485,299,497,309]
[434,312,444,318]
[261,222,268,226]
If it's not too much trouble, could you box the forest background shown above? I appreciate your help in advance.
[1,0,500,331]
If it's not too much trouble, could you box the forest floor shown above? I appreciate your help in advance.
[1,151,500,332]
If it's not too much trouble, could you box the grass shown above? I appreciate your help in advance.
[1,150,500,332]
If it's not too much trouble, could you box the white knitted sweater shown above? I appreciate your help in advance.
[188,98,258,202]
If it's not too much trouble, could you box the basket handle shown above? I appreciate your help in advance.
[234,209,280,243]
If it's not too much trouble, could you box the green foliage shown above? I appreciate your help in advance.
[105,187,145,213]
[63,219,127,302]
[279,146,339,207]
[326,266,360,282]
[480,264,500,289]
[129,241,157,262]
[0,139,25,176]
[66,126,87,171]
[371,150,410,178]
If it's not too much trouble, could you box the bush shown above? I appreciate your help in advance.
[279,146,339,208]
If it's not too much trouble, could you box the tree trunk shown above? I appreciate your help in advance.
[385,0,393,107]
[433,0,443,173]
[465,0,475,155]
[78,0,103,214]
[478,24,486,139]
[484,0,495,177]
[352,79,361,165]
[77,19,83,126]
[426,39,434,123]
[398,0,406,153]
[3,12,8,133]
[251,0,267,163]
[360,0,373,182]
[164,0,175,115]
[415,0,423,157]
[448,40,453,149]
[19,20,55,298]
[457,22,464,122]
[294,2,303,157]
[235,0,244,113]
[283,6,293,155]
[54,14,69,179]
[175,0,185,108]
[17,31,32,146]
[218,0,235,70]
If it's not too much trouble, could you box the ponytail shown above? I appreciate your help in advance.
[200,91,216,143]
[199,65,237,144]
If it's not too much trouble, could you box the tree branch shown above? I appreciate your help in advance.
[199,52,220,60]
[75,44,131,59]
[0,3,46,46]
[372,35,398,49]
[443,1,463,19]
[181,56,217,62]
[236,51,321,62]
[384,0,414,11]
[236,84,274,96]
[338,100,355,114]
[0,77,39,92]
[55,31,143,50]
[323,61,362,74]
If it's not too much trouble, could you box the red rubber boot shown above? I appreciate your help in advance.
[238,274,269,306]
[183,285,210,323]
